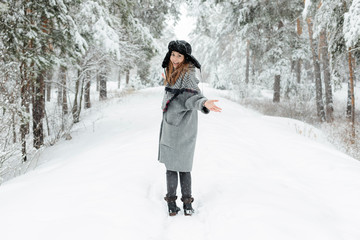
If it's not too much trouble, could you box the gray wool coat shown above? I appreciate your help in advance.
[158,67,209,172]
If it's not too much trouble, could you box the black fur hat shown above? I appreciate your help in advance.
[162,40,201,69]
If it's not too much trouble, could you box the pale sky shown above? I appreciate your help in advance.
[174,5,196,41]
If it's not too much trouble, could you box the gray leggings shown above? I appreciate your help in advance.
[166,170,192,198]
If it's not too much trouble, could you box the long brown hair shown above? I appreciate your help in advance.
[164,61,189,86]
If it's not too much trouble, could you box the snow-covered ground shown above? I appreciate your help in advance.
[1,85,360,240]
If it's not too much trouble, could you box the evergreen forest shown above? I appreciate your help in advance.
[0,0,360,181]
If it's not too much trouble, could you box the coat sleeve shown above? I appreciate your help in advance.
[184,93,210,114]
[183,70,210,114]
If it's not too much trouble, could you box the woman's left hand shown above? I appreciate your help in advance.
[204,100,222,112]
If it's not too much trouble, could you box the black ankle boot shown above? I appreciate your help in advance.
[181,197,194,216]
[164,196,180,216]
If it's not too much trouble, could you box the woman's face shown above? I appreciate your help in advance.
[170,51,185,69]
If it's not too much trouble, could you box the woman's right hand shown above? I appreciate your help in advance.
[204,100,222,112]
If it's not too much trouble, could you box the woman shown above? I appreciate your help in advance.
[158,40,221,216]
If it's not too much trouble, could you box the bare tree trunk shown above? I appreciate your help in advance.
[126,69,130,85]
[296,60,301,84]
[99,69,107,100]
[251,54,256,84]
[291,60,295,72]
[57,78,62,106]
[72,69,81,123]
[75,74,86,123]
[307,18,325,121]
[20,123,27,162]
[296,19,302,85]
[96,70,100,91]
[347,48,355,142]
[297,17,303,35]
[245,40,250,84]
[84,71,91,108]
[19,6,34,160]
[25,73,31,133]
[346,81,352,117]
[118,71,121,89]
[46,71,52,102]
[33,70,45,149]
[77,78,85,116]
[20,61,30,161]
[320,30,333,122]
[273,75,281,102]
[295,18,303,86]
[20,67,28,162]
[60,66,68,115]
[12,112,16,144]
[44,107,50,137]
[46,81,51,102]
[20,36,31,162]
[33,14,50,146]
[351,53,357,83]
[273,21,284,103]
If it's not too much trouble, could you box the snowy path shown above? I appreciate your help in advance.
[1,86,360,240]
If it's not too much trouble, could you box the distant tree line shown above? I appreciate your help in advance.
[188,0,359,144]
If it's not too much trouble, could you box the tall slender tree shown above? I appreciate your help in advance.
[319,30,333,122]
[306,17,325,121]
[344,0,360,141]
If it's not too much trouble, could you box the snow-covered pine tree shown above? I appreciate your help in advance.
[304,0,326,121]
[0,0,86,158]
[344,0,360,137]
[112,0,179,86]
[189,0,304,101]
[69,0,121,115]
[310,0,353,121]
[308,0,342,122]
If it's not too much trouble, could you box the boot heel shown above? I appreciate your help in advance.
[181,197,194,216]
[164,196,180,216]
[184,209,194,216]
